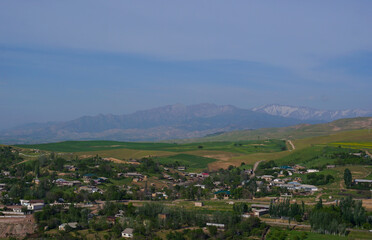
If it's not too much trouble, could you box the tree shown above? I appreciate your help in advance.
[344,168,352,187]
[315,198,323,209]
[208,226,217,236]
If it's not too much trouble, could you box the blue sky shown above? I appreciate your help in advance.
[0,1,371,129]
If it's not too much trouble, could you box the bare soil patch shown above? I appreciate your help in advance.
[0,215,37,238]
[362,199,372,211]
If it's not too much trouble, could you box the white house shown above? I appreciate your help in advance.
[20,199,45,211]
[122,228,134,238]
[59,222,78,231]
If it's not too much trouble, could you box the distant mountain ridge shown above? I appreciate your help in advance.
[1,103,371,144]
[252,104,372,121]
[0,103,302,144]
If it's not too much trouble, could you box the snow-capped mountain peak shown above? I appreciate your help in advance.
[252,104,372,121]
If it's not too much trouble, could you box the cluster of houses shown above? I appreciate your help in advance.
[256,174,318,194]
[254,165,322,194]
[0,199,45,215]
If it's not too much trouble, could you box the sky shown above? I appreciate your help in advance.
[0,1,372,129]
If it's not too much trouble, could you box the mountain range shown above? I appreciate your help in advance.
[0,103,371,144]
[252,104,372,121]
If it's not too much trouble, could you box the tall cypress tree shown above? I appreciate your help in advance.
[344,168,352,187]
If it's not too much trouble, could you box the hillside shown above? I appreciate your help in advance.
[185,117,372,142]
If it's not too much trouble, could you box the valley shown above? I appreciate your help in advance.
[0,117,371,239]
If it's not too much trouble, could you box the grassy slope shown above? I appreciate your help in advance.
[17,139,285,154]
[15,118,372,171]
[16,139,286,171]
[179,117,372,143]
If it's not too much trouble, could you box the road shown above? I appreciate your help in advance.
[250,160,263,179]
[287,140,295,151]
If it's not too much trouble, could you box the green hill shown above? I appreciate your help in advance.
[180,117,372,142]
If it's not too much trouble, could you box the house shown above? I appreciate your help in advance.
[213,181,221,186]
[56,178,73,187]
[97,177,108,182]
[206,223,225,229]
[251,204,270,216]
[214,190,231,199]
[59,222,78,231]
[251,204,270,210]
[293,177,302,183]
[33,178,40,185]
[125,172,144,179]
[242,213,254,218]
[122,228,134,238]
[55,179,81,187]
[306,169,319,173]
[6,205,24,214]
[279,182,318,192]
[28,202,45,211]
[20,199,45,211]
[354,179,372,187]
[326,165,336,169]
[106,216,116,224]
[79,186,101,193]
[273,179,284,184]
[259,175,274,182]
[280,193,293,198]
[177,166,186,171]
[252,208,269,216]
[195,202,204,207]
[244,169,253,175]
[294,165,305,170]
[280,166,293,170]
[158,213,169,220]
[64,165,78,171]
[115,210,125,218]
[152,192,168,199]
[83,173,95,183]
[201,173,210,178]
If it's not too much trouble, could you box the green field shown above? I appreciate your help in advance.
[17,139,286,154]
[267,227,372,240]
[329,142,372,150]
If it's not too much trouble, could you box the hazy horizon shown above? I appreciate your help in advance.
[1,1,372,129]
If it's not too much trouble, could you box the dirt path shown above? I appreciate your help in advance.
[287,140,295,151]
[250,160,263,179]
[262,226,270,240]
